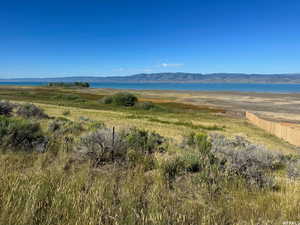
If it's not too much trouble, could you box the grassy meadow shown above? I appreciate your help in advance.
[0,86,300,225]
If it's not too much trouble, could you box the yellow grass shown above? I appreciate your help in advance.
[33,101,299,155]
[0,89,299,224]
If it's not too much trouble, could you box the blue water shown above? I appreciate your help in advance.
[0,82,300,93]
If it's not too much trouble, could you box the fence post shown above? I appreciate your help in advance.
[112,126,115,146]
[112,126,115,161]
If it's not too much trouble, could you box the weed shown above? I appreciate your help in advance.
[16,103,48,119]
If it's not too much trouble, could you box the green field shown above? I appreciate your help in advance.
[0,86,299,225]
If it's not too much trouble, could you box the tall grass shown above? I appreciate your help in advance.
[0,153,299,225]
[0,89,299,224]
[0,128,299,224]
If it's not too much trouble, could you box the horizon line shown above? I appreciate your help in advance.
[1,72,300,80]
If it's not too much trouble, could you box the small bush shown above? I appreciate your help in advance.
[0,116,46,151]
[127,149,157,170]
[100,96,113,104]
[88,121,105,131]
[0,100,14,116]
[62,110,71,116]
[77,128,127,166]
[100,92,138,107]
[48,117,69,133]
[181,152,202,172]
[135,101,155,110]
[122,127,166,154]
[48,82,90,88]
[160,149,218,184]
[77,117,105,131]
[161,156,185,181]
[79,116,90,122]
[180,133,281,189]
[210,134,281,189]
[52,94,79,101]
[182,132,212,152]
[77,127,165,167]
[287,159,300,180]
[48,117,84,135]
[52,94,85,102]
[16,103,48,119]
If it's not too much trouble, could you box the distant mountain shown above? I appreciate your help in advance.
[1,73,300,83]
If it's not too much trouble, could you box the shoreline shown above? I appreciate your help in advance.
[1,85,300,123]
[1,84,300,95]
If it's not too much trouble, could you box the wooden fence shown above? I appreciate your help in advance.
[246,112,300,147]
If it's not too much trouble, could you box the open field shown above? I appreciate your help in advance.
[128,90,300,123]
[0,86,300,225]
[0,85,299,154]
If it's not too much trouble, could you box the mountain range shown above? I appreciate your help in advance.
[1,73,300,83]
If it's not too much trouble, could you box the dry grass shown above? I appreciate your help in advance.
[32,102,298,155]
[0,151,300,225]
[0,87,300,224]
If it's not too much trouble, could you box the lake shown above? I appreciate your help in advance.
[0,82,300,93]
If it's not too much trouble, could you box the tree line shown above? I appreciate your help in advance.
[48,82,90,88]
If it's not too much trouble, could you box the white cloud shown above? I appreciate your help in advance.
[143,68,153,73]
[160,63,184,68]
[112,68,125,72]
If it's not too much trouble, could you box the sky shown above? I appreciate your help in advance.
[0,0,300,78]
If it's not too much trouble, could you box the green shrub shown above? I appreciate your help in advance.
[112,92,137,106]
[181,152,202,172]
[101,92,138,106]
[135,101,155,110]
[74,82,90,88]
[161,156,185,182]
[126,149,157,170]
[100,96,113,104]
[48,117,69,133]
[51,94,85,102]
[122,127,166,154]
[195,133,212,152]
[62,110,71,116]
[88,121,105,131]
[0,116,46,151]
[48,82,90,88]
[16,103,48,119]
[48,117,84,135]
[182,132,212,152]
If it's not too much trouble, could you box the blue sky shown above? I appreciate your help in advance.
[0,0,300,78]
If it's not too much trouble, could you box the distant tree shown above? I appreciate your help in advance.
[48,82,90,88]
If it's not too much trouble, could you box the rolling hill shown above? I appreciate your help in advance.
[1,73,300,83]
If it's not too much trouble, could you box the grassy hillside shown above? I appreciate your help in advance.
[0,86,300,225]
